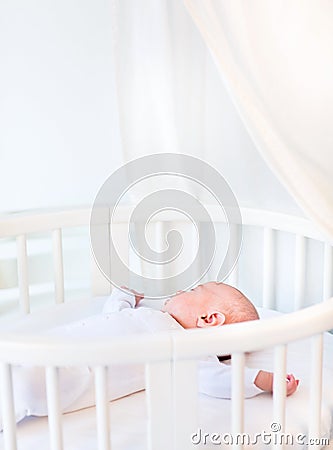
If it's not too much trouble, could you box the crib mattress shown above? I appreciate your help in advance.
[1,332,332,450]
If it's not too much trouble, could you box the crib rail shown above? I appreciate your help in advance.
[0,298,333,450]
[0,206,328,240]
[0,208,91,237]
[0,206,332,316]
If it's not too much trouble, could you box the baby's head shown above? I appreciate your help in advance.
[162,281,258,329]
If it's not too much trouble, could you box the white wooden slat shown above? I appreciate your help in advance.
[45,367,63,450]
[154,220,165,280]
[323,244,333,300]
[110,222,130,288]
[137,220,163,282]
[150,220,171,293]
[263,228,275,308]
[199,221,214,284]
[94,366,110,450]
[273,345,287,450]
[145,361,173,450]
[294,235,306,310]
[137,219,201,294]
[227,224,239,286]
[0,363,17,450]
[91,223,112,297]
[231,352,245,450]
[173,360,198,450]
[188,221,201,288]
[227,268,239,289]
[52,229,64,304]
[309,334,323,442]
[16,234,30,314]
[165,220,200,290]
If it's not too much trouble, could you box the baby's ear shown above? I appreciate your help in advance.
[196,311,225,328]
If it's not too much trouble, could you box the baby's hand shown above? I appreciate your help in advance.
[254,371,299,396]
[121,286,144,306]
[286,374,299,396]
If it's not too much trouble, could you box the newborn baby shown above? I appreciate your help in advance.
[1,282,298,429]
[145,281,298,395]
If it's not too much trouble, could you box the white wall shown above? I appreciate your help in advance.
[0,0,302,216]
[0,0,123,213]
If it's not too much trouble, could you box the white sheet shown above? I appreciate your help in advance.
[0,300,332,449]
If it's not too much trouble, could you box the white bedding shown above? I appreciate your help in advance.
[0,299,332,449]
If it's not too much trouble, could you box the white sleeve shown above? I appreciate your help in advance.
[102,287,136,313]
[198,358,263,399]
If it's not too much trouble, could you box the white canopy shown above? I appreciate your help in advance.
[110,0,333,242]
[184,0,333,242]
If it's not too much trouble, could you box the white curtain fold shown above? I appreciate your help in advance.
[184,0,333,242]
[110,0,303,216]
[110,0,205,159]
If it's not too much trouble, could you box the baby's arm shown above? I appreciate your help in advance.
[254,370,299,396]
[199,359,299,399]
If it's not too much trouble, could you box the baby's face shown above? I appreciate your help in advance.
[162,282,226,329]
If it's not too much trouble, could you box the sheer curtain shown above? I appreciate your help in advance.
[184,0,333,242]
[105,1,332,299]
[110,0,302,214]
[110,0,208,159]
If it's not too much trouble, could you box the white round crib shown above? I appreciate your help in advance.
[0,206,332,450]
